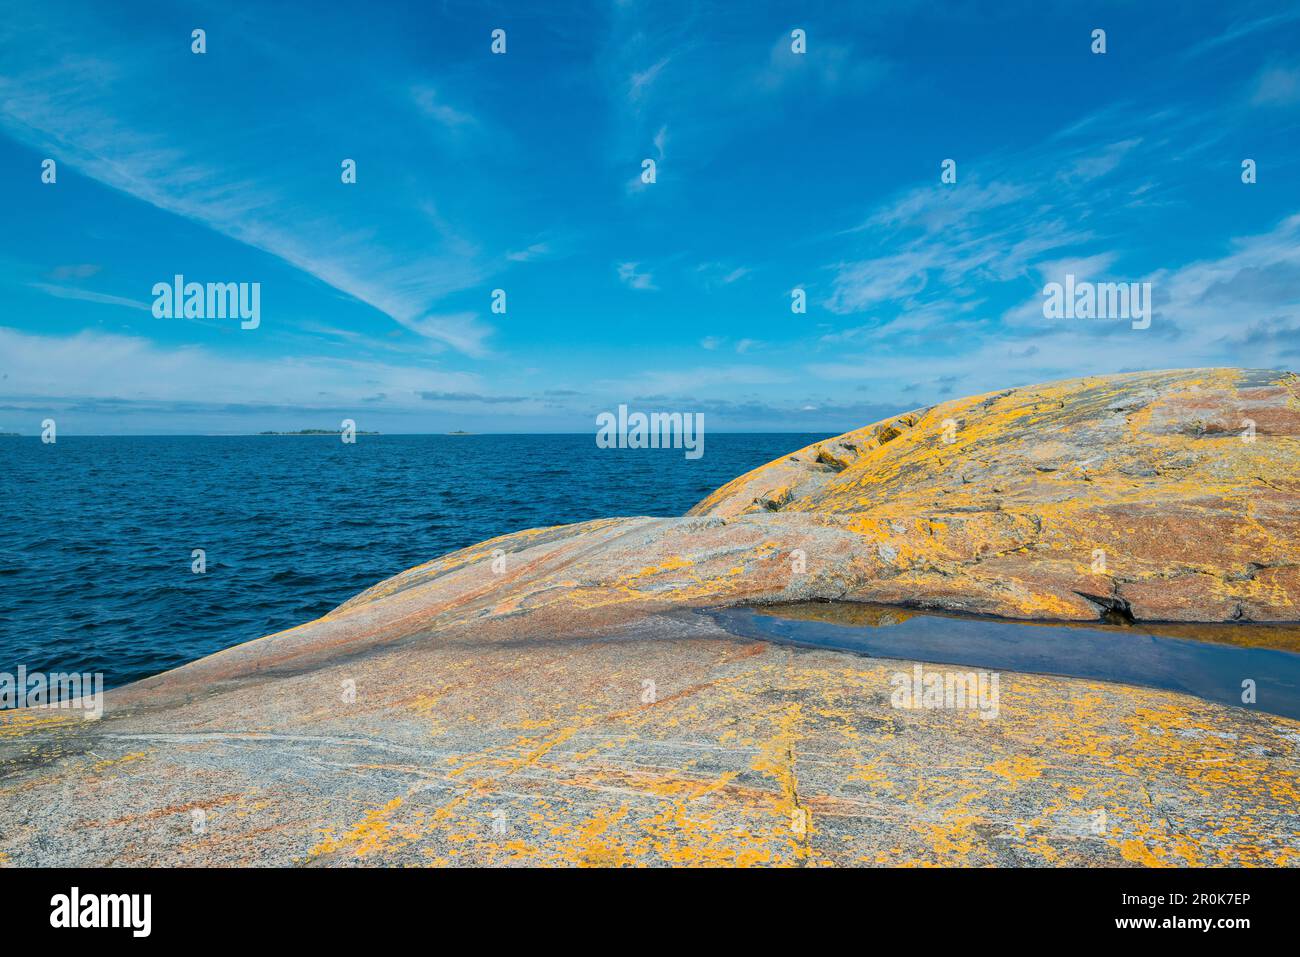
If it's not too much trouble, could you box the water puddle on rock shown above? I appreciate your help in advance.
[707,602,1300,720]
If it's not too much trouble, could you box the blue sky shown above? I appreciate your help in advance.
[1,0,1299,434]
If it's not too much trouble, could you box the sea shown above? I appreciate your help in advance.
[0,433,825,688]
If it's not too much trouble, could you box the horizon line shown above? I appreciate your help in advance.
[0,430,842,438]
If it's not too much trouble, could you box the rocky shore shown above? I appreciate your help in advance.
[1,368,1297,866]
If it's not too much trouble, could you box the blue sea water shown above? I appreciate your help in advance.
[0,433,824,688]
[712,606,1300,720]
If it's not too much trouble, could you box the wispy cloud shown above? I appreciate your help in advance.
[820,135,1155,329]
[404,313,495,358]
[506,242,552,263]
[1056,138,1142,184]
[28,282,150,312]
[0,326,481,408]
[1182,10,1300,60]
[617,262,656,290]
[605,364,791,394]
[754,33,887,95]
[0,19,494,356]
[410,84,477,128]
[1147,211,1300,350]
[1250,64,1300,106]
[628,57,671,101]
[419,390,527,404]
[695,262,753,288]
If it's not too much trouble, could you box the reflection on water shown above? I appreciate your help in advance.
[708,602,1300,720]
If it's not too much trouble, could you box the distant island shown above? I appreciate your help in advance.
[448,430,473,435]
[257,429,380,435]
[8,369,1298,869]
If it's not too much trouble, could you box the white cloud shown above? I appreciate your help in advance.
[1150,212,1300,342]
[1033,253,1122,285]
[0,326,481,408]
[853,180,1030,236]
[1056,139,1142,183]
[603,364,791,395]
[410,85,476,127]
[506,242,552,263]
[0,33,493,356]
[825,251,935,314]
[991,212,1300,365]
[1183,11,1300,60]
[755,34,886,95]
[617,262,657,290]
[1251,65,1300,107]
[404,313,495,359]
[629,57,670,101]
[28,282,150,312]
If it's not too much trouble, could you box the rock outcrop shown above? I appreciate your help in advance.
[1,368,1297,867]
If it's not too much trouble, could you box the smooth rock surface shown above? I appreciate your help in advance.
[2,368,1297,867]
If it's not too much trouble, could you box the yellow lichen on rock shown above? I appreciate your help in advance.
[2,368,1298,868]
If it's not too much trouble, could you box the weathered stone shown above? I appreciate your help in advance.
[1,368,1296,866]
